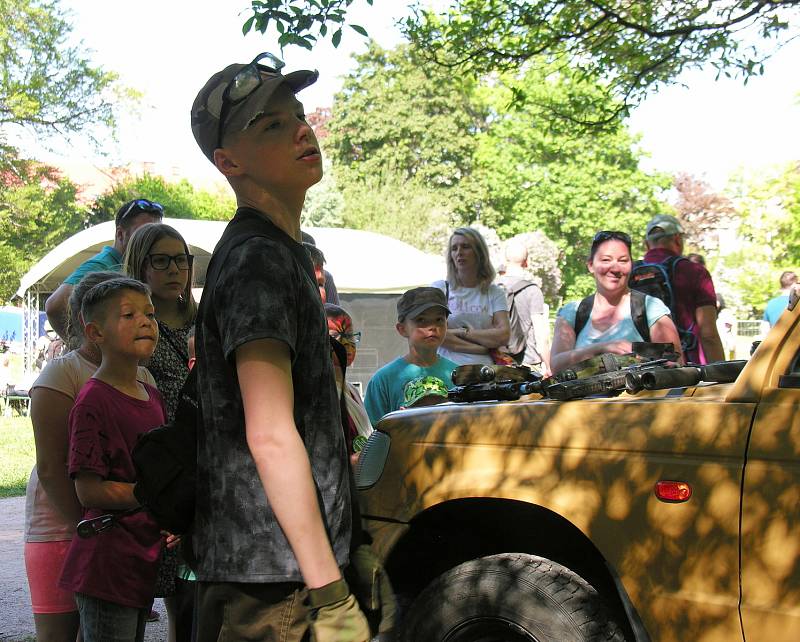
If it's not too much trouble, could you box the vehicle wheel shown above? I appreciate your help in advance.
[401,553,627,642]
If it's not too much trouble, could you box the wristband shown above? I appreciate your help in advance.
[308,578,350,609]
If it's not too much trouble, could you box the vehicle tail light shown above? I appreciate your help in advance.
[654,480,692,503]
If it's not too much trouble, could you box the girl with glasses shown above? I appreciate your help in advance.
[123,223,197,642]
[550,231,682,374]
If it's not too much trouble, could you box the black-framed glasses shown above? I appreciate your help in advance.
[119,199,164,225]
[592,230,632,248]
[331,330,361,345]
[147,253,193,271]
[216,52,286,149]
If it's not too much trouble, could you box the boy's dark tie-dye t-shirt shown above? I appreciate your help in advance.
[194,209,351,582]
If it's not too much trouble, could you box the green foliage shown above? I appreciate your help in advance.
[0,0,119,161]
[0,416,34,498]
[328,42,483,221]
[467,66,670,298]
[242,0,369,50]
[0,161,88,301]
[302,163,345,228]
[91,173,234,223]
[327,42,668,298]
[242,0,800,121]
[713,162,800,317]
[337,173,454,255]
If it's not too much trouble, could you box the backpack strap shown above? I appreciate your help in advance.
[507,279,535,314]
[629,289,650,341]
[573,294,594,337]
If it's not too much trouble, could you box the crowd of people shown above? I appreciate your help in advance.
[20,52,796,642]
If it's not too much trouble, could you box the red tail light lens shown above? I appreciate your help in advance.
[655,481,692,503]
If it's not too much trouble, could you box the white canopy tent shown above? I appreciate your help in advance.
[16,218,445,378]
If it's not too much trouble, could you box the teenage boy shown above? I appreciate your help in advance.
[46,199,164,339]
[58,277,168,641]
[190,54,369,640]
[365,287,458,424]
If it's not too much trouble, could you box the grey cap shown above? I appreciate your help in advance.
[646,214,684,241]
[191,60,318,162]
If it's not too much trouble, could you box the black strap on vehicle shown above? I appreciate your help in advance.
[573,290,650,341]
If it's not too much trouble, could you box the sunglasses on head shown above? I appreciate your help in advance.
[216,52,286,150]
[592,230,631,247]
[119,199,164,224]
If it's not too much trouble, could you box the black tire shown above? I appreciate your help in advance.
[401,553,627,642]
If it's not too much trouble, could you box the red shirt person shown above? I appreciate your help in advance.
[642,214,724,364]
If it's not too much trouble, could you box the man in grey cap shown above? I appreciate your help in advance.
[641,214,724,363]
[189,53,370,640]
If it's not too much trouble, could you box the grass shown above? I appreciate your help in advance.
[0,415,35,498]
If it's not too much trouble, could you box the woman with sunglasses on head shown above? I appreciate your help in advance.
[123,223,197,642]
[550,230,682,375]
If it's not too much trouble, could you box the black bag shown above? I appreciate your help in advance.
[628,255,697,352]
[132,367,198,534]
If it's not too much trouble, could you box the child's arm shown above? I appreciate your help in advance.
[236,337,342,590]
[29,387,83,524]
[74,472,139,510]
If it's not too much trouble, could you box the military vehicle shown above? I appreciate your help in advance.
[355,294,800,642]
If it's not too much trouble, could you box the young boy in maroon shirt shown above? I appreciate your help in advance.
[59,277,170,642]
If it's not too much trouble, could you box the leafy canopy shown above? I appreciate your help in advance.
[325,42,669,302]
[0,161,87,301]
[90,174,234,224]
[0,0,119,160]
[243,0,800,121]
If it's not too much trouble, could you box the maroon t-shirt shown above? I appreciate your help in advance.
[59,378,166,609]
[642,247,718,364]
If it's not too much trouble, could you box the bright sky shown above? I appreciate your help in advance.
[15,0,800,192]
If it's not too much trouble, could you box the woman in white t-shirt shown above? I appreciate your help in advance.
[25,271,156,642]
[433,227,510,365]
[550,231,682,374]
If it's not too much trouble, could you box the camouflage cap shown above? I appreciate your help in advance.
[191,55,318,162]
[397,287,450,322]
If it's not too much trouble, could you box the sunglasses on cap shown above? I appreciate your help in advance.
[591,230,631,247]
[118,199,164,225]
[216,52,286,150]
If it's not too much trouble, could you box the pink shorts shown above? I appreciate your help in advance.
[24,541,77,614]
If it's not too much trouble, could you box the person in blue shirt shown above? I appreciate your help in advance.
[45,199,163,339]
[550,230,682,374]
[365,287,457,424]
[763,271,797,328]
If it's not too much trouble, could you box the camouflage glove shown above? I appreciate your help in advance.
[346,544,397,635]
[308,578,370,642]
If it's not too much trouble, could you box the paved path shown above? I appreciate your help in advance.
[0,496,167,641]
